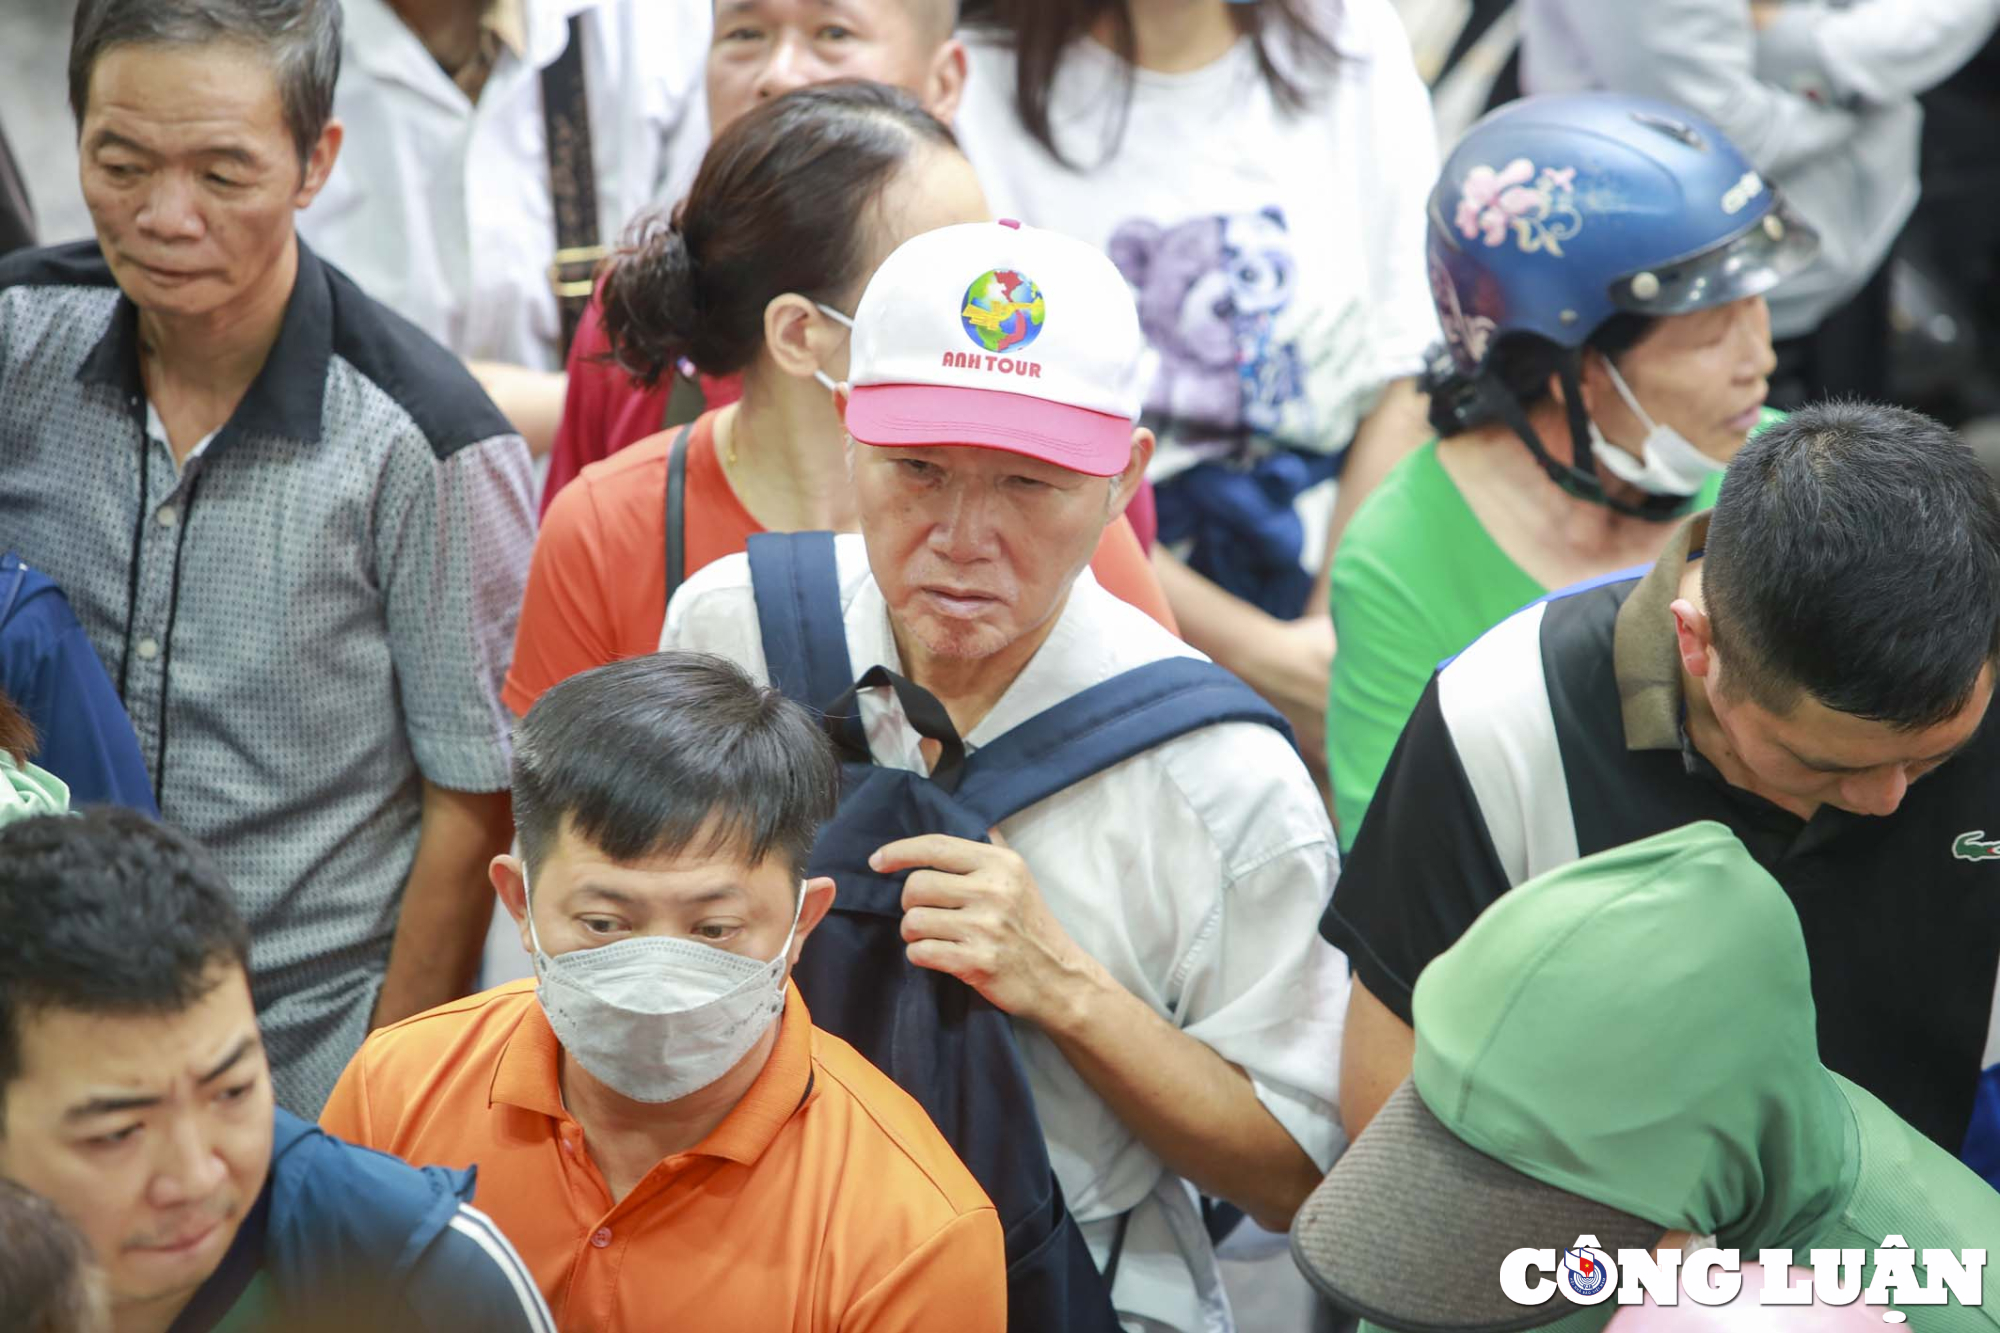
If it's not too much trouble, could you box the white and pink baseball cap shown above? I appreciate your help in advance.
[843,219,1149,477]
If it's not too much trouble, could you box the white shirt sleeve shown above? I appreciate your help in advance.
[1349,0,1447,384]
[644,0,712,207]
[659,550,766,668]
[1156,729,1351,1172]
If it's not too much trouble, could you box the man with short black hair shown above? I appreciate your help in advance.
[0,808,552,1333]
[0,0,534,1113]
[322,653,1006,1331]
[1328,400,2000,1183]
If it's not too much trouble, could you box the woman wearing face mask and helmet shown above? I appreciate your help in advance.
[1325,91,1819,849]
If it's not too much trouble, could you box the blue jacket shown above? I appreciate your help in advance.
[0,552,155,814]
[170,1110,552,1333]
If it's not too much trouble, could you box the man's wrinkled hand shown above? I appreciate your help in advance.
[871,828,1099,1029]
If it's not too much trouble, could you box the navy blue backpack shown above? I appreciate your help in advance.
[746,532,1293,1333]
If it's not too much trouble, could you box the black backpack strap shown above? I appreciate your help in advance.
[661,422,694,611]
[745,532,857,719]
[953,658,1293,828]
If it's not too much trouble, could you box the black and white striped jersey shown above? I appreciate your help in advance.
[1324,517,2000,1159]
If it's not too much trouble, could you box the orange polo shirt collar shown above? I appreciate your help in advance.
[486,980,818,1167]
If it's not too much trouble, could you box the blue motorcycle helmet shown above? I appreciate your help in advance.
[1424,93,1819,519]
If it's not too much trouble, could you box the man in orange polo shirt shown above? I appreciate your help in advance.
[320,653,1005,1330]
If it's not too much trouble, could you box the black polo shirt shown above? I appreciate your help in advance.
[1323,514,2000,1157]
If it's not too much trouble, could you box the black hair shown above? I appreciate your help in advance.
[1704,401,2000,728]
[0,809,250,1130]
[960,0,1340,170]
[69,0,342,167]
[599,80,959,387]
[512,653,839,880]
[0,1180,104,1333]
[1425,317,1657,439]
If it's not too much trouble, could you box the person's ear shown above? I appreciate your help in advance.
[763,293,825,382]
[294,118,343,209]
[765,293,853,392]
[491,854,533,955]
[789,877,837,966]
[1111,427,1155,515]
[923,39,969,125]
[1550,351,1608,420]
[1670,597,1717,680]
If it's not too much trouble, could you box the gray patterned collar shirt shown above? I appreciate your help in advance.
[0,239,534,1114]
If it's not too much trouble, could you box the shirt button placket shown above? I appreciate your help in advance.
[125,435,179,757]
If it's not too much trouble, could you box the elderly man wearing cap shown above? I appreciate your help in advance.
[662,219,1348,1333]
[1293,821,2000,1333]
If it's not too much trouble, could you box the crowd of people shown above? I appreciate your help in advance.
[1,1,1998,1332]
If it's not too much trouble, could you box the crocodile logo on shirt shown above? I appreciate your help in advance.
[1951,830,2000,862]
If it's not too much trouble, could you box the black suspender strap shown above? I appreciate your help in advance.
[540,15,602,359]
[1102,1211,1134,1293]
[661,422,695,611]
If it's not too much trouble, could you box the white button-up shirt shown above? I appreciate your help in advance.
[664,534,1348,1333]
[301,0,709,370]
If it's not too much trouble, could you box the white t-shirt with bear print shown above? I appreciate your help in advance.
[954,0,1443,490]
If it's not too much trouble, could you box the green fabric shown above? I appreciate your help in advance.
[1393,821,2000,1333]
[1324,410,1783,851]
[206,1269,283,1332]
[1326,439,1545,851]
[0,750,67,828]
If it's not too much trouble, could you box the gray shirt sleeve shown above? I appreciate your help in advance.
[1521,0,1861,178]
[1758,0,2000,106]
[375,430,535,792]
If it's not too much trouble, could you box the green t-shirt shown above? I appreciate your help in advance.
[1322,413,1786,850]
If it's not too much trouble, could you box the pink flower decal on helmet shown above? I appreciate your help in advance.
[1455,159,1584,257]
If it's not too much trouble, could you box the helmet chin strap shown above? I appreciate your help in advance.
[1486,352,1691,524]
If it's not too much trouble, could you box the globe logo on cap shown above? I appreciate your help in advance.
[960,269,1046,355]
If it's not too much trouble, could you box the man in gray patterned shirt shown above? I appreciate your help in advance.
[0,0,533,1114]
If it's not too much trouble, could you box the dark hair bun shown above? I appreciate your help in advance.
[598,209,711,389]
[595,82,960,386]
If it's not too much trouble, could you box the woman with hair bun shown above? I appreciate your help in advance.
[505,80,1175,719]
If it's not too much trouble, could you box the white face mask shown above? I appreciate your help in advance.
[811,301,854,393]
[522,867,804,1104]
[1587,358,1725,497]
